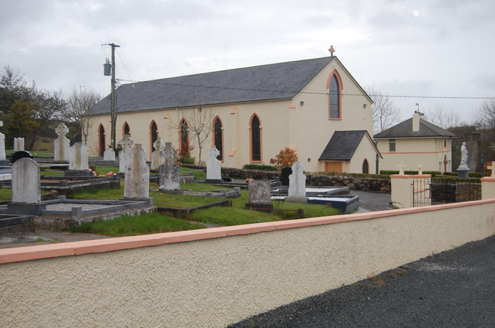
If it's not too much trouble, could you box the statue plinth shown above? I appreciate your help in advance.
[457,166,469,178]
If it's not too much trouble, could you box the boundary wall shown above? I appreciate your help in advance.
[1,200,495,327]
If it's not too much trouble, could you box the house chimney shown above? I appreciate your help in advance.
[412,111,420,133]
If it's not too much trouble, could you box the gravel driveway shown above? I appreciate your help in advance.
[228,235,495,327]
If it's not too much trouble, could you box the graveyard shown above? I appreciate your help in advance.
[0,126,346,239]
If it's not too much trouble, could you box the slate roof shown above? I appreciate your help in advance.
[374,118,457,139]
[92,56,336,115]
[319,130,379,161]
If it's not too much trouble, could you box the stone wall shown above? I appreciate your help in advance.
[219,167,392,193]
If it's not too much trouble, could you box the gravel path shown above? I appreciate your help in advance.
[228,235,495,327]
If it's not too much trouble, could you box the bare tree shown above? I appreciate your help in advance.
[65,89,101,145]
[366,86,402,133]
[424,105,463,129]
[474,99,495,139]
[172,107,215,165]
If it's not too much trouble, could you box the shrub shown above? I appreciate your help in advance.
[242,164,279,171]
[179,153,196,164]
[270,147,298,168]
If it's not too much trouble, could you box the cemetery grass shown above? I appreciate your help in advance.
[69,213,206,236]
[67,182,341,236]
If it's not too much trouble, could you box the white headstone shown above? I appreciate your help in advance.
[288,161,306,198]
[206,146,221,180]
[13,137,24,151]
[418,162,423,175]
[54,123,70,161]
[0,121,5,161]
[150,137,165,171]
[103,148,116,161]
[124,144,150,199]
[12,158,40,204]
[118,134,134,173]
[69,142,89,171]
[159,142,180,191]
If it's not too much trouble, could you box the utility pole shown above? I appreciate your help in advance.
[105,43,120,150]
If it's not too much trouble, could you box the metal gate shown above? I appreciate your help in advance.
[414,178,482,207]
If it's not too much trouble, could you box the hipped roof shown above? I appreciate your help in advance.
[319,130,381,161]
[374,118,457,139]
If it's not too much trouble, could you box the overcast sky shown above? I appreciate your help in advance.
[1,0,494,124]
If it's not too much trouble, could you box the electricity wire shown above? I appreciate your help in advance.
[117,79,495,100]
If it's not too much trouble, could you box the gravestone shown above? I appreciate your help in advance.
[245,180,273,212]
[150,137,165,171]
[205,145,222,183]
[54,123,70,162]
[118,134,134,174]
[159,142,180,191]
[0,121,9,167]
[280,167,292,186]
[286,161,307,203]
[12,150,33,164]
[124,144,151,201]
[13,137,24,151]
[7,158,44,215]
[69,142,89,170]
[103,148,116,161]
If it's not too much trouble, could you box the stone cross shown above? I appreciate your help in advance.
[488,161,495,178]
[288,161,306,198]
[418,162,423,175]
[54,123,69,162]
[150,137,166,171]
[159,142,180,191]
[163,142,178,161]
[206,146,221,181]
[55,123,69,137]
[329,45,335,56]
[118,134,134,173]
[154,137,165,152]
[396,161,407,175]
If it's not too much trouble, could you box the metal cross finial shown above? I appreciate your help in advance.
[329,45,335,56]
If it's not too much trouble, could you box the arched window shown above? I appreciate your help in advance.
[123,122,131,137]
[444,155,447,173]
[150,120,158,153]
[213,117,223,161]
[329,75,340,118]
[179,119,189,155]
[250,114,262,162]
[362,159,369,174]
[98,124,105,157]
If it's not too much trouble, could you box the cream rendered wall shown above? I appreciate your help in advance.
[291,60,374,173]
[377,137,452,172]
[88,58,374,172]
[349,136,376,173]
[1,201,495,327]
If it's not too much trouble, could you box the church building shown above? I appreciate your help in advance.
[89,50,380,173]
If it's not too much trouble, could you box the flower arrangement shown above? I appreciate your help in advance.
[245,178,254,182]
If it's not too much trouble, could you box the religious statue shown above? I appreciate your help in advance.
[460,142,468,167]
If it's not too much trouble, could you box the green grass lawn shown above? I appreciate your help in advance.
[2,165,341,236]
